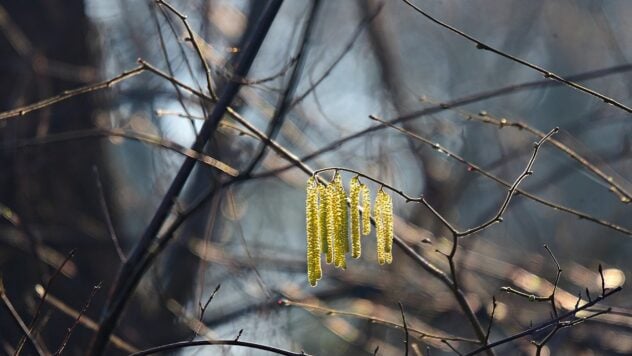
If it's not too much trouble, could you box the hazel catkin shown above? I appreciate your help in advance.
[305,176,321,285]
[361,184,371,236]
[332,172,347,269]
[305,172,395,286]
[349,177,361,258]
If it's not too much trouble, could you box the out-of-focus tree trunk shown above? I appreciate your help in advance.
[0,0,110,352]
[0,0,190,353]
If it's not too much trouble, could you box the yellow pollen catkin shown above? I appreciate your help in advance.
[325,181,336,265]
[305,177,320,286]
[349,177,361,258]
[383,192,393,264]
[361,184,371,236]
[305,172,395,285]
[375,189,387,265]
[332,172,347,269]
[318,183,329,258]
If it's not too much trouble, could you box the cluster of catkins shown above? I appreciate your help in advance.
[305,172,394,286]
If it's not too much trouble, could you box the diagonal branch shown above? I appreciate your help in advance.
[88,2,284,354]
[401,0,632,114]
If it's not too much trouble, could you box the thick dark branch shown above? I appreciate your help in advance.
[89,2,283,354]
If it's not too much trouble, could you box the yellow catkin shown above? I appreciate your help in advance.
[349,177,361,258]
[383,192,394,263]
[318,183,329,258]
[306,177,320,286]
[341,185,349,255]
[333,172,347,269]
[361,184,371,236]
[325,182,336,265]
[375,189,387,265]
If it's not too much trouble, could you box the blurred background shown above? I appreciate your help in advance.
[0,0,630,355]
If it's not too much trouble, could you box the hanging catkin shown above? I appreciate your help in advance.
[305,171,396,286]
[361,183,371,236]
[318,183,329,258]
[349,177,361,258]
[374,189,387,265]
[383,192,394,264]
[305,177,321,285]
[325,180,336,265]
[332,172,347,269]
[384,194,394,264]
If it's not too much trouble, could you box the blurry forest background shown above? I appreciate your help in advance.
[0,0,631,355]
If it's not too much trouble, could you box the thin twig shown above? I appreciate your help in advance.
[289,3,383,108]
[89,3,283,354]
[136,58,622,355]
[6,127,239,177]
[257,63,632,181]
[93,166,126,262]
[369,116,632,236]
[129,340,309,356]
[0,65,145,121]
[543,245,562,317]
[33,285,138,353]
[484,297,497,345]
[313,123,557,238]
[456,127,559,237]
[441,340,463,355]
[599,264,606,296]
[156,0,217,100]
[54,283,102,355]
[15,249,76,355]
[52,58,627,236]
[240,0,321,176]
[399,302,410,356]
[466,287,622,355]
[199,284,221,322]
[417,96,632,204]
[279,299,477,343]
[149,2,197,134]
[401,0,632,114]
[0,279,47,356]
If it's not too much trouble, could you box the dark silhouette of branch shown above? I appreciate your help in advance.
[240,0,321,176]
[467,287,622,355]
[442,340,463,355]
[456,128,559,236]
[15,249,76,355]
[149,1,197,134]
[129,339,309,356]
[484,297,497,345]
[416,96,632,204]
[5,128,239,177]
[256,63,632,180]
[33,285,138,353]
[314,127,557,238]
[289,3,384,108]
[369,116,632,236]
[399,302,410,356]
[0,65,145,121]
[93,166,126,262]
[89,2,283,354]
[54,283,102,355]
[156,0,217,101]
[4,48,620,356]
[401,0,632,114]
[280,299,477,343]
[0,279,48,356]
